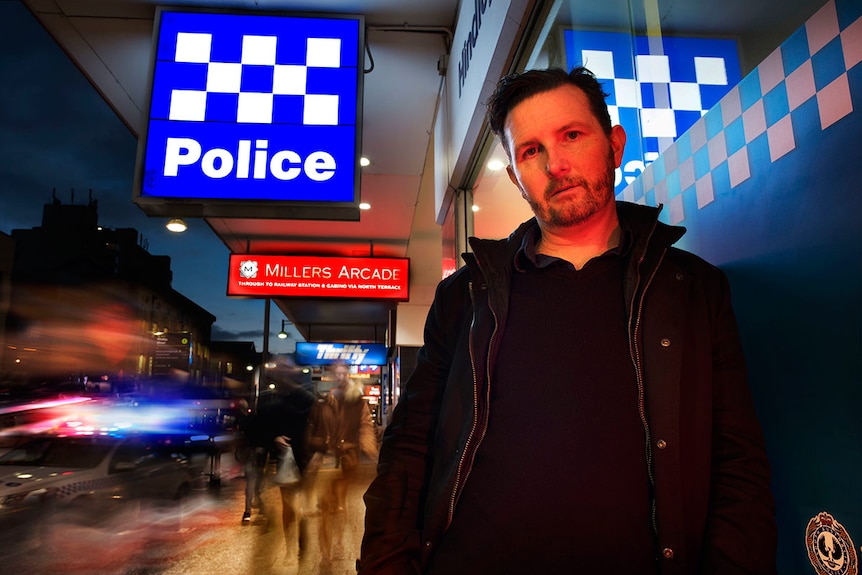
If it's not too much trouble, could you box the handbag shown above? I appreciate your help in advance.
[272,443,301,485]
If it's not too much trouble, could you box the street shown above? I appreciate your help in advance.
[1,454,375,575]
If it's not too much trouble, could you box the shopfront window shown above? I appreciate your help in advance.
[469,0,824,241]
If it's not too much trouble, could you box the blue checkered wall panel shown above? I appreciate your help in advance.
[617,0,862,225]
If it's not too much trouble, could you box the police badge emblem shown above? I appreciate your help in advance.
[806,512,858,575]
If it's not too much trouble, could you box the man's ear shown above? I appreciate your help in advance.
[610,124,627,168]
[506,165,528,200]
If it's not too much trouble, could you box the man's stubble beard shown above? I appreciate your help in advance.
[526,149,617,228]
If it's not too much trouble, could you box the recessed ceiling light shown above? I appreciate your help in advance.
[166,218,188,232]
[360,157,371,167]
[471,204,480,212]
[359,202,372,210]
[486,159,505,171]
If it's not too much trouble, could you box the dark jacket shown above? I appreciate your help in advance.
[360,202,776,575]
[266,385,317,473]
[308,383,380,465]
[240,385,316,472]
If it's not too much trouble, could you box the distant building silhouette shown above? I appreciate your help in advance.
[1,194,218,394]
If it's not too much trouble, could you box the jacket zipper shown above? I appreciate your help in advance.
[446,275,497,529]
[445,281,480,528]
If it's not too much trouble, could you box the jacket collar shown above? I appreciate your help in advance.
[465,201,685,276]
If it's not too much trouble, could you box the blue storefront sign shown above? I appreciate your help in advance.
[295,342,387,366]
[134,9,364,220]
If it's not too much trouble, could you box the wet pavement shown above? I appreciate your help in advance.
[1,453,376,575]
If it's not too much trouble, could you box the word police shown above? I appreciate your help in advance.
[163,137,336,181]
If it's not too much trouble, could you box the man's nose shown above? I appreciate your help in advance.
[545,145,570,176]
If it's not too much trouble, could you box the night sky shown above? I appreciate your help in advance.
[0,0,290,353]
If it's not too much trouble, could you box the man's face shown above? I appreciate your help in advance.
[334,366,350,388]
[503,84,626,230]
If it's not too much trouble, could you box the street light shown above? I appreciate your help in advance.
[277,319,289,339]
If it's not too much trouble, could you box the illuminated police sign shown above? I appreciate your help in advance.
[134,9,364,220]
[295,342,387,366]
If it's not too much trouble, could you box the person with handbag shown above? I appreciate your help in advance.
[258,378,316,566]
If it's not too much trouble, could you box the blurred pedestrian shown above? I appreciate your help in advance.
[308,362,379,572]
[234,404,268,524]
[258,377,316,565]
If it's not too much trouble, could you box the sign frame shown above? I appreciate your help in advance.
[295,342,388,365]
[226,254,410,301]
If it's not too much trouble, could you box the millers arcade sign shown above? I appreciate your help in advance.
[227,254,409,300]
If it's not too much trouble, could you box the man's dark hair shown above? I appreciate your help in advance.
[486,66,612,152]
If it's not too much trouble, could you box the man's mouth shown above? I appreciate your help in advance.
[548,183,580,198]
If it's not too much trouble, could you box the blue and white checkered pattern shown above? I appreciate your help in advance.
[618,0,862,225]
[167,32,343,125]
[565,30,742,163]
[584,49,732,139]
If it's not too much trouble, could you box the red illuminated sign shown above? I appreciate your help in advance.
[227,254,409,300]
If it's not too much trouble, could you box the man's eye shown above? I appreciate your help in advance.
[522,147,538,159]
[565,131,579,140]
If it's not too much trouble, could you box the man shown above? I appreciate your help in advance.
[308,362,379,572]
[310,363,380,511]
[360,67,777,574]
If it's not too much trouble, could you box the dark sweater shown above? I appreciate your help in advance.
[426,251,657,574]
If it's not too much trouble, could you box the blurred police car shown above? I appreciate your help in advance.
[0,432,201,524]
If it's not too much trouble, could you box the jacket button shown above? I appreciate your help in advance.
[423,541,432,550]
[662,548,674,559]
[675,272,684,281]
[656,439,667,449]
[660,338,671,347]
